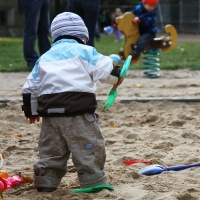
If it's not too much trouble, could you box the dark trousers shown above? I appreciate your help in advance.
[66,0,100,47]
[20,0,51,66]
[135,32,154,55]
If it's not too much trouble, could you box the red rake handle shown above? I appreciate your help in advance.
[123,160,151,165]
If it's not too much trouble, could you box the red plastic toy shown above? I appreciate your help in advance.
[123,160,151,166]
[0,175,24,192]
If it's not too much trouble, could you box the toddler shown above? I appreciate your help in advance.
[131,0,158,60]
[22,12,123,192]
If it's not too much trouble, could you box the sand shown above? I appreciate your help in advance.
[1,69,200,200]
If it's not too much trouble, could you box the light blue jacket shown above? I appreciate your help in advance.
[22,39,119,117]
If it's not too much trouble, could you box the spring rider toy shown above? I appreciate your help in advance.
[116,12,178,78]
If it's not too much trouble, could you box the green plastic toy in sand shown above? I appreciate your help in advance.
[72,183,114,193]
[103,55,132,111]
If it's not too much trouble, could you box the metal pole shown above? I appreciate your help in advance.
[180,0,182,32]
[97,98,200,103]
[118,98,200,103]
[1,98,200,104]
[199,0,200,33]
[158,1,164,30]
[0,100,23,103]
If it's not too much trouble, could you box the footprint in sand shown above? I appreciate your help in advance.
[181,132,200,140]
[176,192,198,200]
[168,120,185,126]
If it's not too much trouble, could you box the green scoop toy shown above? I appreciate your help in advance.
[103,55,132,111]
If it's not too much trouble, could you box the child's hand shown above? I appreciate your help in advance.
[116,78,124,86]
[26,116,40,124]
[113,78,124,91]
[132,17,141,23]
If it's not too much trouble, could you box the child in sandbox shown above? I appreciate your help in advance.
[21,12,123,193]
[131,0,158,60]
[111,7,123,42]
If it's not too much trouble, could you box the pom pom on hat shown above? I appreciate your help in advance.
[51,12,89,42]
[142,0,158,6]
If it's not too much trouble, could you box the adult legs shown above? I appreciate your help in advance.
[19,0,41,66]
[37,0,51,56]
[66,0,100,47]
[134,33,155,55]
[95,23,101,41]
[81,0,100,47]
[66,0,83,23]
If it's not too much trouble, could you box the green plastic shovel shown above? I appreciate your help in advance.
[102,55,132,111]
[72,183,114,193]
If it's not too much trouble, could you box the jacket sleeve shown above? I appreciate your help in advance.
[131,4,157,27]
[131,4,142,16]
[138,11,157,27]
[85,48,121,85]
[22,67,39,117]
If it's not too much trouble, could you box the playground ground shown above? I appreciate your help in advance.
[1,65,200,199]
[166,33,200,42]
[1,33,200,199]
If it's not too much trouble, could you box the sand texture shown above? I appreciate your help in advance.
[1,69,200,200]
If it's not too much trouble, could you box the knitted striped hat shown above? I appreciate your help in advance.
[51,12,89,42]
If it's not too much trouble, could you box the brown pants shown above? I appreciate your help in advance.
[33,114,108,189]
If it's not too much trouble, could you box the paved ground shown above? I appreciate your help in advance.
[157,33,200,42]
[177,34,200,42]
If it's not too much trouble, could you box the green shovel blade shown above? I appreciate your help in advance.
[72,184,114,193]
[102,89,118,111]
[102,55,132,111]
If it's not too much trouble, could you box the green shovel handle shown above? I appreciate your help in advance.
[102,55,132,111]
[120,55,132,78]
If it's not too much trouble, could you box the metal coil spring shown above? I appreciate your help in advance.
[143,49,160,78]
